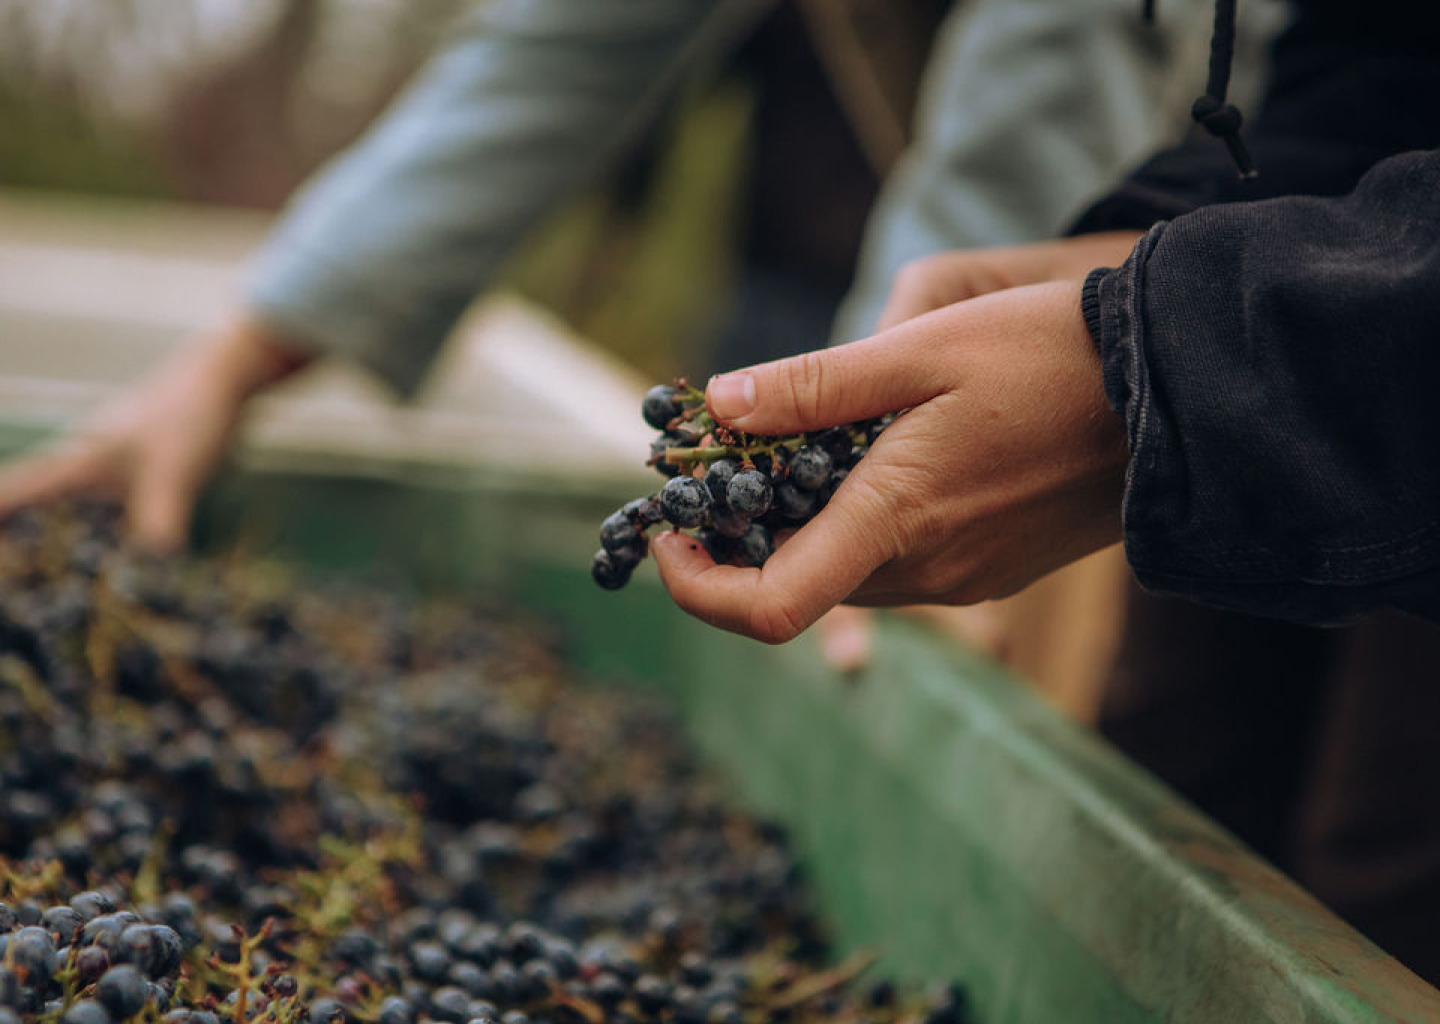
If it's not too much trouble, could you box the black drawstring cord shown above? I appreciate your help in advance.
[1193,0,1257,178]
[1142,0,1258,179]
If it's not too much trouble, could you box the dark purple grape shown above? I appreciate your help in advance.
[767,448,790,484]
[8,927,56,984]
[591,551,632,591]
[788,447,832,491]
[41,906,83,944]
[697,530,733,565]
[703,460,739,507]
[659,477,712,529]
[309,999,348,1024]
[76,946,110,985]
[734,524,774,568]
[773,482,818,521]
[68,893,116,923]
[710,508,751,540]
[430,987,471,1024]
[589,974,625,1010]
[634,976,673,1015]
[649,438,682,478]
[600,512,644,556]
[725,470,773,518]
[813,428,854,466]
[622,497,665,528]
[377,997,414,1024]
[641,386,683,430]
[96,965,149,1018]
[60,1000,112,1024]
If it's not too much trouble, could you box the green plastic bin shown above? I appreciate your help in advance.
[3,423,1438,1024]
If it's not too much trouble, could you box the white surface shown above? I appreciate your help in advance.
[0,191,654,477]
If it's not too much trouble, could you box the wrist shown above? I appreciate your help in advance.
[203,316,315,404]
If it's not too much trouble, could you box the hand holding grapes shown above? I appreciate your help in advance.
[650,278,1131,644]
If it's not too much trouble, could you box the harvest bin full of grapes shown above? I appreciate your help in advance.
[2,0,1438,1006]
[3,328,1439,1024]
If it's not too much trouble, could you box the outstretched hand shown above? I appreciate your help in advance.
[0,318,310,552]
[652,234,1140,644]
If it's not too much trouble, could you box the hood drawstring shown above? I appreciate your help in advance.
[1145,0,1258,179]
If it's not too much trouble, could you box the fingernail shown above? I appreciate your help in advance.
[707,372,756,421]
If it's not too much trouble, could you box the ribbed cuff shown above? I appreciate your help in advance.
[1081,267,1108,355]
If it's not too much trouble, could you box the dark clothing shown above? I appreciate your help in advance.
[1075,0,1440,985]
[1075,2,1440,624]
[1099,586,1440,986]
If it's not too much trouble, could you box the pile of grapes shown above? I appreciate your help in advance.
[592,384,891,590]
[0,505,969,1024]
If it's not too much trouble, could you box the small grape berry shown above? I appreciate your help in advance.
[641,385,683,430]
[649,438,682,478]
[659,477,712,529]
[734,524,774,568]
[591,551,632,591]
[773,482,818,521]
[703,460,739,507]
[600,511,643,555]
[726,470,773,518]
[710,508,751,540]
[788,447,832,491]
[696,530,733,565]
[96,965,148,1019]
[622,497,665,527]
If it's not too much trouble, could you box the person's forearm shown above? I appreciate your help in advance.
[248,0,774,394]
[1084,147,1440,624]
[202,316,315,406]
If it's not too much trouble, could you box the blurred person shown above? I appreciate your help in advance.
[650,0,1440,985]
[0,0,1246,553]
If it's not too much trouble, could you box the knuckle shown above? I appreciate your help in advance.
[748,597,807,645]
[781,350,828,426]
[894,256,936,287]
[910,560,958,597]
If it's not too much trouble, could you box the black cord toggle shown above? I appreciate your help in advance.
[1191,94,1257,179]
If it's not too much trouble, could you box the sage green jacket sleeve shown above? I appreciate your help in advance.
[831,0,1281,342]
[247,0,772,394]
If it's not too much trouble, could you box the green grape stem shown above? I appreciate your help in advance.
[662,435,808,468]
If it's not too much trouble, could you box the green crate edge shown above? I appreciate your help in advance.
[2,423,1436,1024]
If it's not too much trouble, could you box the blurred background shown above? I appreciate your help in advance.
[0,0,1123,714]
[0,0,948,375]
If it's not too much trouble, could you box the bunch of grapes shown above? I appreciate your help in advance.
[592,382,892,590]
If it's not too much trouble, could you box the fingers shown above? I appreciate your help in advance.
[875,252,1011,332]
[705,322,946,435]
[128,455,200,554]
[0,445,118,518]
[652,481,897,644]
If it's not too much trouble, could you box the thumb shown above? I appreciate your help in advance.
[705,321,947,435]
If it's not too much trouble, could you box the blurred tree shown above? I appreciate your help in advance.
[0,0,468,203]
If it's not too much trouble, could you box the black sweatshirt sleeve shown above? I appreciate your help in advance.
[1073,3,1440,232]
[1069,1,1440,624]
[1083,149,1440,625]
